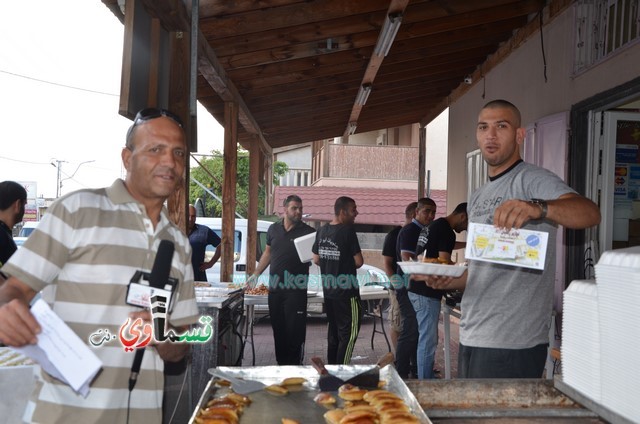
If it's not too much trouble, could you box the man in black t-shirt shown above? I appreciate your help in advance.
[411,202,468,379]
[0,181,27,271]
[250,195,315,365]
[312,196,363,365]
[394,197,437,378]
[381,201,417,351]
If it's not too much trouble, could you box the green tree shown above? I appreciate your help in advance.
[189,148,288,217]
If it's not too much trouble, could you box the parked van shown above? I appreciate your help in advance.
[196,217,273,284]
[197,217,388,290]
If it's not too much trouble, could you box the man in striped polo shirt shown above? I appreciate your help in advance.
[0,108,199,423]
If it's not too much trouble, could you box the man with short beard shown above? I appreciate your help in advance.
[0,181,27,269]
[250,194,315,365]
[313,196,364,365]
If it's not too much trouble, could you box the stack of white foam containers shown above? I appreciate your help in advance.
[593,246,640,422]
[561,279,601,403]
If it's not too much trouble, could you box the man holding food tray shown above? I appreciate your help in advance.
[412,100,600,379]
[410,202,468,379]
[394,197,437,379]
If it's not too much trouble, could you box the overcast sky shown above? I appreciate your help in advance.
[0,0,223,200]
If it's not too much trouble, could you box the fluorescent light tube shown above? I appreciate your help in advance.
[355,84,372,106]
[374,13,403,57]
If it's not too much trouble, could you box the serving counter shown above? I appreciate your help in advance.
[186,368,625,423]
[189,286,245,408]
[404,378,632,423]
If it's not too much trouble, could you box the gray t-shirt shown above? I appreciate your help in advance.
[461,161,576,349]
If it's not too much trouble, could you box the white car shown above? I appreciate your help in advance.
[13,237,28,248]
[197,217,388,289]
[13,221,39,250]
[198,217,272,284]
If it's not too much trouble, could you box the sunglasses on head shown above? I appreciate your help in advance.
[132,108,184,128]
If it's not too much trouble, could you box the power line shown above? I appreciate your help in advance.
[0,155,52,166]
[0,69,118,97]
[1,154,120,176]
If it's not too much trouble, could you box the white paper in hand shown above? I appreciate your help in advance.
[14,299,103,397]
[294,232,316,263]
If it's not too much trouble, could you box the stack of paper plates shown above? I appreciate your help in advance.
[595,246,640,423]
[561,279,600,402]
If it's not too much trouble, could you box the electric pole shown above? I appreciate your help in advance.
[51,159,95,197]
[51,159,66,198]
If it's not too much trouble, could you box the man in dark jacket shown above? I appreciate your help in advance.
[0,181,27,269]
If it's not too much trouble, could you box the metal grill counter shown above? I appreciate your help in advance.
[187,284,245,412]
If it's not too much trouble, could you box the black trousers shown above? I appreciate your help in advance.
[458,342,549,378]
[268,290,308,365]
[324,296,362,365]
[394,288,418,378]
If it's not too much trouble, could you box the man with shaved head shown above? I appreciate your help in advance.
[414,100,600,379]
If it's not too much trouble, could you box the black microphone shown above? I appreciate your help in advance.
[129,240,175,391]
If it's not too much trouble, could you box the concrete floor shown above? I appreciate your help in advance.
[242,306,460,376]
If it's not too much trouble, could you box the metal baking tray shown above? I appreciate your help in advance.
[405,378,604,422]
[189,365,431,423]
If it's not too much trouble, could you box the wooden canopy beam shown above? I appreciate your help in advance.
[133,0,271,158]
[343,0,409,138]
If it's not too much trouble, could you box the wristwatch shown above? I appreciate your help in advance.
[529,198,547,219]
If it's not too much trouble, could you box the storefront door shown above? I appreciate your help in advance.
[598,111,640,252]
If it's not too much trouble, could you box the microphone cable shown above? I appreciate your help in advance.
[126,239,175,423]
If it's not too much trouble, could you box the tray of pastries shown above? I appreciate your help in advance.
[190,365,430,423]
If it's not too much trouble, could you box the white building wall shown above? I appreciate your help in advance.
[275,145,312,169]
[426,108,449,190]
[447,5,640,207]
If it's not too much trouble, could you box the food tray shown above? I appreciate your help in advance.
[190,365,430,423]
[398,261,467,277]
